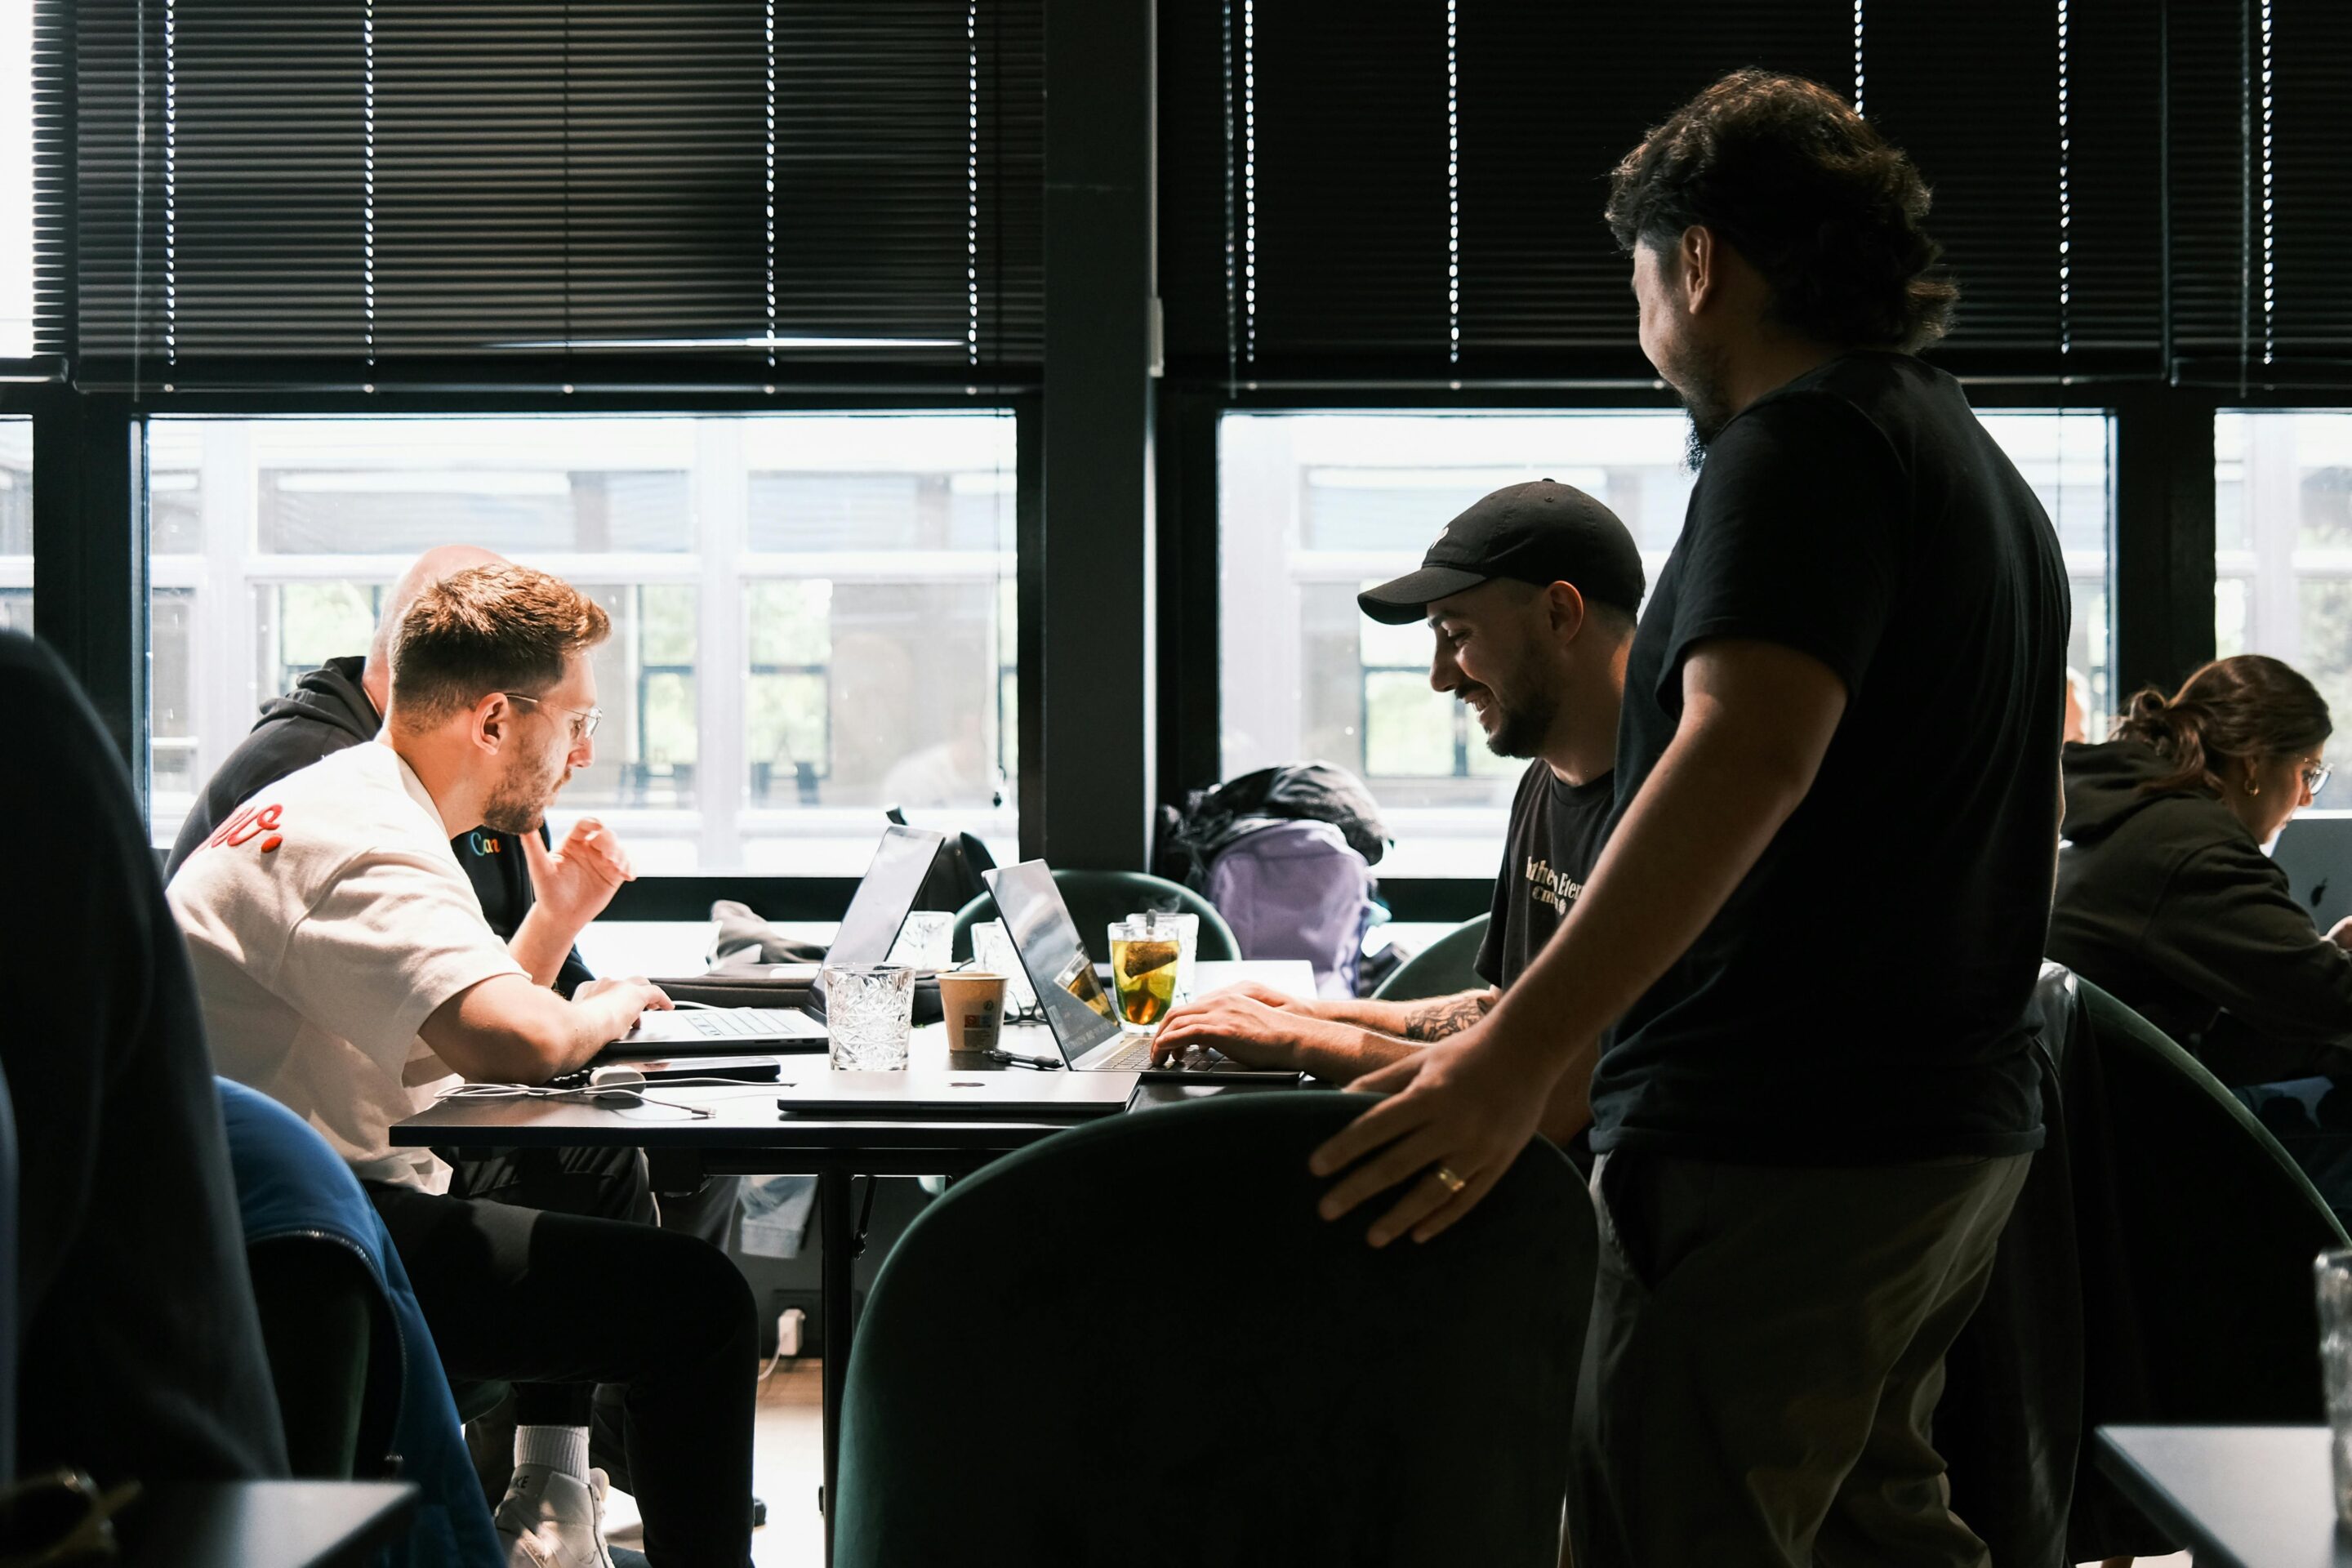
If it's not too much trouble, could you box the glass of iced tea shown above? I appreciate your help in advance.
[1107,917,1183,1028]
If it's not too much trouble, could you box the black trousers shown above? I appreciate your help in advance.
[1569,1152,2033,1568]
[366,1175,758,1568]
[444,1147,742,1495]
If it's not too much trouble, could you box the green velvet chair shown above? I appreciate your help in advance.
[951,868,1240,964]
[1938,968,2350,1564]
[834,1090,1593,1567]
[2061,978,2348,1557]
[1370,915,1490,1001]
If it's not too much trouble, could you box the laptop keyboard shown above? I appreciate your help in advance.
[1091,1036,1244,1071]
[685,1009,791,1037]
[1093,1035,1158,1069]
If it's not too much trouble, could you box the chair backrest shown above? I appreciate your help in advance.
[218,1080,503,1568]
[835,1092,1592,1568]
[1201,821,1378,996]
[952,867,1241,964]
[1370,915,1492,1001]
[2073,978,2346,1419]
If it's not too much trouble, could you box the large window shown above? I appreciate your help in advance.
[2216,411,2352,809]
[1222,408,2114,877]
[0,416,25,630]
[148,413,1018,873]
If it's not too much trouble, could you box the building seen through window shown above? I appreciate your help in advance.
[147,413,1018,874]
[0,416,25,632]
[1222,409,2114,877]
[2217,411,2352,811]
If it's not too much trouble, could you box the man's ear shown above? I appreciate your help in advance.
[1679,224,1717,314]
[470,690,515,755]
[1544,580,1590,644]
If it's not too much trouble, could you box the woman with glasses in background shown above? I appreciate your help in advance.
[2049,653,2350,1084]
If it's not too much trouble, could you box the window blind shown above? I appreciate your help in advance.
[2167,0,2352,384]
[36,0,1045,389]
[1160,0,2166,384]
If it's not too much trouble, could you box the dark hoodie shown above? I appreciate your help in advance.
[2048,737,2352,1082]
[165,655,592,995]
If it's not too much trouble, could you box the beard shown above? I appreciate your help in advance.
[1662,339,1736,470]
[481,751,567,835]
[1468,682,1560,761]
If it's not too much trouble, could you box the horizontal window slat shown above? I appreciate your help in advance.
[42,0,1045,383]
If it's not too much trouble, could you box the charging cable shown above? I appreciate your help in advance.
[437,1071,721,1120]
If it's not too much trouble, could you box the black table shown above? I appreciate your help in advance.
[119,1481,416,1568]
[2093,1424,2352,1568]
[392,1031,1187,1566]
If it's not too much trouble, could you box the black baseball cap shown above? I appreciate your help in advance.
[1356,479,1646,626]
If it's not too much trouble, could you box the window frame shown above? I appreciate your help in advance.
[5,372,2270,921]
[1165,379,2135,918]
[105,385,1037,905]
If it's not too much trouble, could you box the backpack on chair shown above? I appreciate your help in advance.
[1201,819,1379,998]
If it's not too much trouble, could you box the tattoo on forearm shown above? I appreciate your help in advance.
[1401,989,1499,1042]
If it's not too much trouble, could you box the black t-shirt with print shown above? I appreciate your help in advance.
[1476,760,1615,991]
[1588,351,2067,1164]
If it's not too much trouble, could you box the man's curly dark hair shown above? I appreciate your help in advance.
[1605,70,1958,352]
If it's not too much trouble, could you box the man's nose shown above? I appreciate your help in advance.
[1429,647,1459,693]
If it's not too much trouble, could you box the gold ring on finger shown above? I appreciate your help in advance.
[1430,1164,1469,1195]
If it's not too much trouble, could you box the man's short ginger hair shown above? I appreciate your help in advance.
[387,564,609,728]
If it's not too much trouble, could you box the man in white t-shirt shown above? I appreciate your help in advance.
[171,564,755,1568]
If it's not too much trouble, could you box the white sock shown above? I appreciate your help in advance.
[514,1423,590,1481]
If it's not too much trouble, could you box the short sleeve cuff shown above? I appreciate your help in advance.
[386,950,531,1051]
[1656,614,1870,708]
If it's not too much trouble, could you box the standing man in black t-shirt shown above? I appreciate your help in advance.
[1155,481,1641,1090]
[1309,73,2068,1566]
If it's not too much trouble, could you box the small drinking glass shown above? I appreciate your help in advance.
[887,910,954,971]
[2318,1249,2352,1522]
[970,920,1038,1015]
[824,964,916,1070]
[1107,917,1183,1030]
[1129,910,1200,1004]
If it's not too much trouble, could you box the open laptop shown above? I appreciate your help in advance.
[982,860,1295,1078]
[770,1067,1137,1119]
[2271,812,2352,933]
[607,824,944,1054]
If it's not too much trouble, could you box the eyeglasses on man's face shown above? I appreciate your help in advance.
[501,690,603,743]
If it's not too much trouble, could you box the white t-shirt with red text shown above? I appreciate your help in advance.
[167,742,527,1192]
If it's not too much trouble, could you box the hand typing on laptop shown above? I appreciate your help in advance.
[578,973,673,1017]
[1152,987,1417,1084]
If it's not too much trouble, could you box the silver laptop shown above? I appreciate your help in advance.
[771,1067,1137,1119]
[2271,812,2352,933]
[982,860,1271,1075]
[608,824,944,1054]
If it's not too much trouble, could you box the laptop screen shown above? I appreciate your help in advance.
[983,860,1125,1064]
[2271,814,2352,932]
[813,826,946,1000]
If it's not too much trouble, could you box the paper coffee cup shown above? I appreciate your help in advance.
[938,970,1009,1053]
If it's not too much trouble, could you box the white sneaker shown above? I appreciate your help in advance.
[494,1463,617,1568]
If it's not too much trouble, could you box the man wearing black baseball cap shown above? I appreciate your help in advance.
[1154,479,1644,1085]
